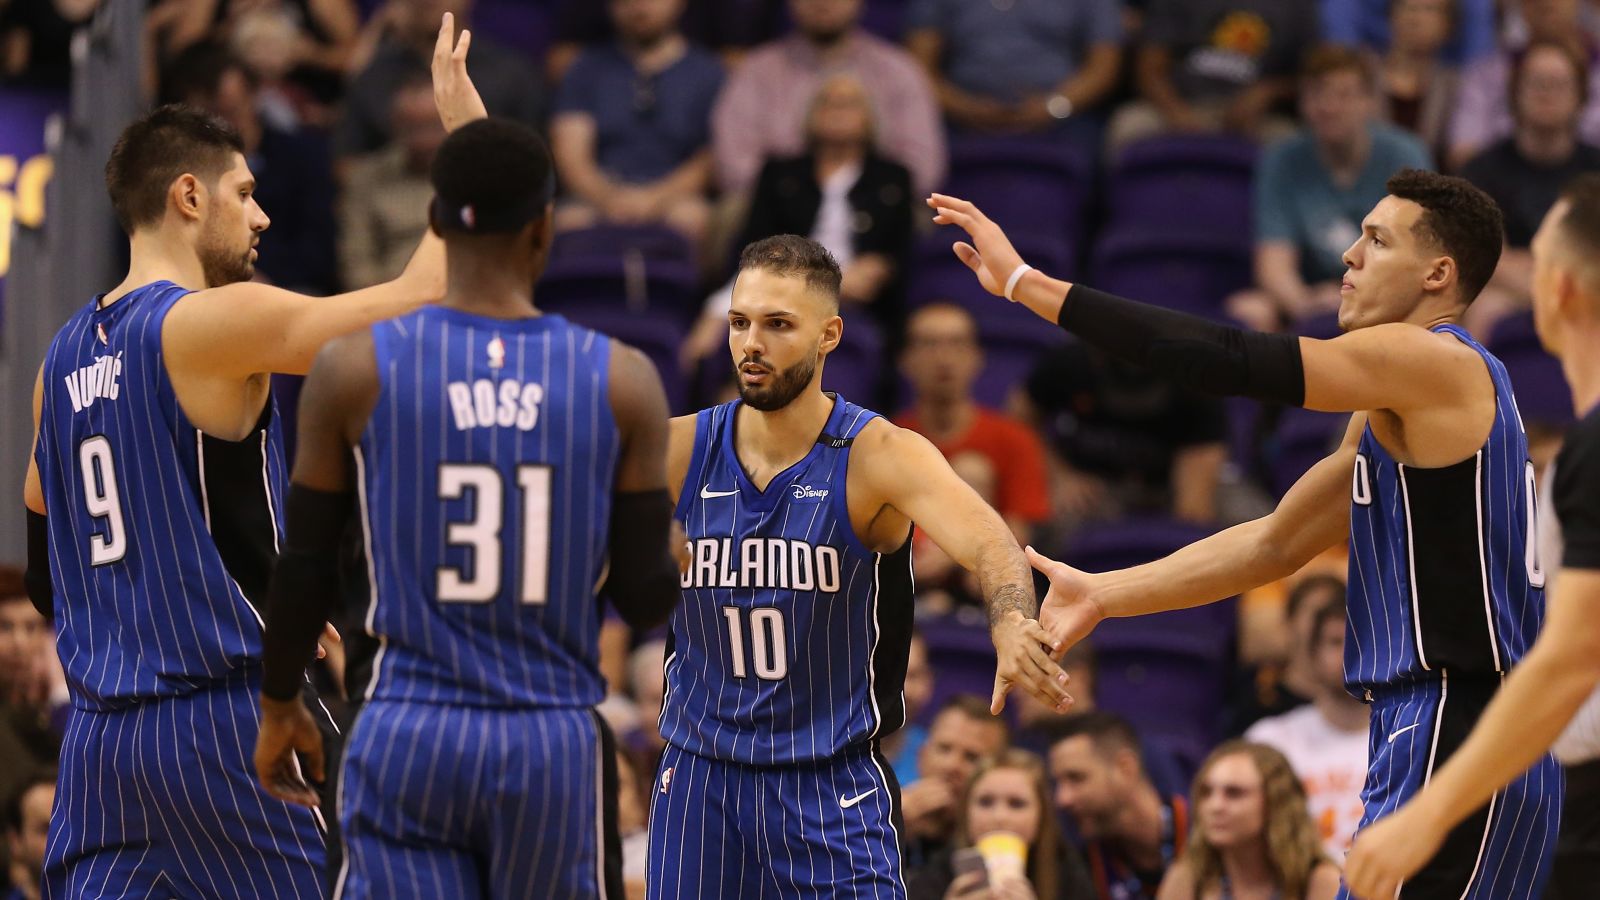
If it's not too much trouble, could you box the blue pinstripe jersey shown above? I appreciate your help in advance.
[355,307,619,708]
[35,281,288,710]
[1345,324,1546,691]
[661,397,915,765]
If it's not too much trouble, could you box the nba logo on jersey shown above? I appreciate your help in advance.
[659,767,673,795]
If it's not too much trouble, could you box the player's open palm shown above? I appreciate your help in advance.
[1025,546,1105,658]
[432,12,488,132]
[255,697,325,808]
[927,194,1026,299]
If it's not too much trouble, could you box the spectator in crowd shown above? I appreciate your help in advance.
[625,638,669,774]
[0,569,61,823]
[711,0,945,197]
[1157,742,1341,899]
[1020,344,1228,527]
[167,43,339,295]
[1046,712,1188,900]
[615,748,650,898]
[1229,45,1431,330]
[1228,573,1346,734]
[904,0,1121,146]
[1109,0,1320,150]
[1322,0,1493,66]
[550,0,723,245]
[1448,0,1600,170]
[338,70,443,290]
[336,0,542,161]
[888,630,934,785]
[544,0,787,83]
[1245,599,1368,860]
[897,303,1052,542]
[1462,40,1600,337]
[683,73,914,365]
[907,750,1095,899]
[4,770,53,900]
[902,695,1011,868]
[1377,0,1461,161]
[0,0,92,87]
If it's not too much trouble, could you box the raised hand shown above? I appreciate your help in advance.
[989,607,1073,716]
[1024,546,1105,658]
[927,193,1028,299]
[432,12,488,132]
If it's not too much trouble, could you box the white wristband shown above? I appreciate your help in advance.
[1003,263,1034,302]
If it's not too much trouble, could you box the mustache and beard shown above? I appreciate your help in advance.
[735,350,818,412]
[198,217,257,288]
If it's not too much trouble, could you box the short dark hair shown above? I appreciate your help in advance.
[737,235,842,305]
[4,768,54,833]
[933,693,1007,732]
[1385,168,1504,305]
[0,564,26,603]
[1310,597,1348,649]
[105,104,244,234]
[160,42,257,106]
[1301,43,1376,91]
[1557,172,1600,255]
[1040,710,1141,765]
[430,117,554,236]
[1285,574,1346,623]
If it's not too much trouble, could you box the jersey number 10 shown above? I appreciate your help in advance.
[436,463,553,605]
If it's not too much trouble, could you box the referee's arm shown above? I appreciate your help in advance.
[1346,426,1600,899]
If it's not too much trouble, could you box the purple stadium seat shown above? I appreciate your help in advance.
[860,0,908,41]
[917,612,1005,726]
[1090,231,1253,321]
[942,134,1095,256]
[1107,135,1258,242]
[821,314,887,404]
[472,0,552,59]
[553,307,690,414]
[1488,311,1575,428]
[551,224,694,265]
[536,255,701,324]
[1266,406,1347,497]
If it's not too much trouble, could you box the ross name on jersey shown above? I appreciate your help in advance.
[446,378,545,431]
[64,352,123,412]
[681,537,843,593]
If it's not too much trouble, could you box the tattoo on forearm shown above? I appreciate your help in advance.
[987,583,1037,628]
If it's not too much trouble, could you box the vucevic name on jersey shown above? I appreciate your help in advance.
[661,397,915,766]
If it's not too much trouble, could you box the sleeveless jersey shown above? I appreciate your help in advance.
[355,307,619,708]
[1345,324,1545,691]
[35,281,287,710]
[661,396,915,765]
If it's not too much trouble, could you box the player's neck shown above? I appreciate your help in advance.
[737,388,835,464]
[1561,320,1600,418]
[445,255,539,319]
[106,230,209,305]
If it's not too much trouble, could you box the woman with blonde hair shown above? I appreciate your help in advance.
[1159,742,1341,900]
[907,749,1092,899]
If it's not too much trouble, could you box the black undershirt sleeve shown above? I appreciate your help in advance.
[1556,411,1600,571]
[603,489,682,632]
[1057,284,1307,407]
[25,509,52,618]
[261,484,354,702]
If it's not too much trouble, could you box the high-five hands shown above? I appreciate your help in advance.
[927,194,1029,299]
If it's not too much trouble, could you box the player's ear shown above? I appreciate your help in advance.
[819,312,843,357]
[1422,254,1455,295]
[427,203,442,238]
[171,173,204,223]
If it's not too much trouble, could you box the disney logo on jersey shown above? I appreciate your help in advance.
[64,351,123,412]
[681,537,843,593]
[789,484,829,502]
[446,378,545,432]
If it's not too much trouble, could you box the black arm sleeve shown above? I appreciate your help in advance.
[24,509,52,618]
[1058,284,1307,407]
[1556,412,1600,570]
[261,484,354,701]
[603,489,682,632]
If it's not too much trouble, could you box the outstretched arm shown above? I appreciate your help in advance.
[1032,415,1361,649]
[853,423,1073,715]
[167,14,490,380]
[255,331,378,807]
[927,194,1485,416]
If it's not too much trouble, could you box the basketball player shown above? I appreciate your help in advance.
[1342,176,1600,898]
[931,169,1560,899]
[253,116,683,899]
[648,234,1073,897]
[19,15,484,898]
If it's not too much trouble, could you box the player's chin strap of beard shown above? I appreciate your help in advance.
[1004,261,1307,407]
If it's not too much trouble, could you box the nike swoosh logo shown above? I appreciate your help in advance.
[700,486,739,499]
[839,788,877,809]
[1388,723,1422,744]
